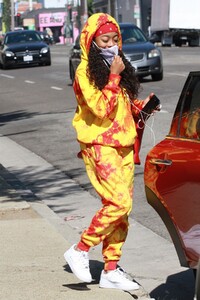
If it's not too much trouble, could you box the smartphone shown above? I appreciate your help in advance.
[141,94,161,115]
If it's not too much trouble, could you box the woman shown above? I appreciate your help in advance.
[64,13,154,291]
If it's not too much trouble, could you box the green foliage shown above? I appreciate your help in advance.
[2,0,11,32]
[88,0,93,17]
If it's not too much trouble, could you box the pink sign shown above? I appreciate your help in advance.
[39,12,66,27]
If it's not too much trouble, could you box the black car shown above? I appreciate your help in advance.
[0,30,51,69]
[69,34,81,83]
[69,23,163,82]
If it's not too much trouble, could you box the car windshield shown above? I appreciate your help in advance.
[5,32,42,44]
[120,27,147,44]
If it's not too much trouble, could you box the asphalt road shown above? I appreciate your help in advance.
[1,44,200,241]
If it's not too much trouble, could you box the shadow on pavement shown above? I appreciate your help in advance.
[63,259,146,299]
[150,269,195,300]
[0,110,38,126]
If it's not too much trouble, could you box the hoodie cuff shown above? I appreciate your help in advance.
[109,73,121,85]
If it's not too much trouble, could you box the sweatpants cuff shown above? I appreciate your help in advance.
[77,241,90,252]
[104,261,118,271]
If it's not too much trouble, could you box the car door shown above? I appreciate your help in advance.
[144,71,200,269]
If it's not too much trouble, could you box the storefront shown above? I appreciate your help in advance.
[22,7,80,44]
[38,12,67,44]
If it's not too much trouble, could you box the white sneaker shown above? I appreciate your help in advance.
[64,244,92,283]
[99,267,139,291]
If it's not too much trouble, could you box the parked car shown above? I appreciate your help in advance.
[69,23,163,82]
[69,34,81,83]
[144,71,200,299]
[120,23,163,81]
[0,30,51,69]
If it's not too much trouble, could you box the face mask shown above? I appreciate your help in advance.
[93,42,118,65]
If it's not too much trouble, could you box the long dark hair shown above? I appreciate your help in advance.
[87,42,141,100]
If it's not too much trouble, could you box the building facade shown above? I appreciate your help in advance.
[93,0,151,35]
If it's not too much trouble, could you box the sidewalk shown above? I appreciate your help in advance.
[0,135,195,300]
[0,165,150,300]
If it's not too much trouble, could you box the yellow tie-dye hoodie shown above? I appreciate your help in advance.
[72,13,144,148]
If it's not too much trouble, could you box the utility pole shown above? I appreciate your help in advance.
[83,0,88,24]
[115,0,119,22]
[80,0,88,29]
[134,0,141,28]
[107,0,111,15]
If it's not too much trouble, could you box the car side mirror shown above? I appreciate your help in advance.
[149,33,159,44]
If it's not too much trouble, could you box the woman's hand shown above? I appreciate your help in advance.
[143,93,161,112]
[110,55,125,75]
[143,93,153,107]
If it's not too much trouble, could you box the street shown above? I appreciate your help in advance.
[1,45,200,241]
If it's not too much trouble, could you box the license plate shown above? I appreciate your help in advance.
[23,55,33,62]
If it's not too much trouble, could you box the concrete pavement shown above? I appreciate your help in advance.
[0,134,195,299]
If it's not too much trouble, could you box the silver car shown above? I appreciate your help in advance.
[120,23,163,81]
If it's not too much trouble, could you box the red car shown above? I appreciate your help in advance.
[144,71,200,299]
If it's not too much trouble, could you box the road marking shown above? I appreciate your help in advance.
[51,86,63,90]
[0,74,15,79]
[0,74,63,90]
[25,80,35,84]
[165,72,187,77]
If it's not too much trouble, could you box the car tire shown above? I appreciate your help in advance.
[46,60,51,66]
[1,61,7,70]
[174,40,182,47]
[152,71,163,81]
[70,62,75,83]
[195,260,200,300]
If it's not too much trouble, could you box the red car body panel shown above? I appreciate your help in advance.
[145,137,200,268]
[144,71,200,271]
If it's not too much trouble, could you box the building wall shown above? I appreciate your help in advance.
[93,0,151,34]
[43,0,66,8]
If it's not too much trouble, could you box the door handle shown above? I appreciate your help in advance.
[149,158,172,166]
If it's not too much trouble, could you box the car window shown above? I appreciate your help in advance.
[180,77,200,139]
[5,32,41,44]
[120,27,147,44]
[170,75,200,140]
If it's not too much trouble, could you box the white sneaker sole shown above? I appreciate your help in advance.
[99,278,139,291]
[64,251,92,283]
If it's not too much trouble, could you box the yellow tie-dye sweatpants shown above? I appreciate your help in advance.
[78,143,134,270]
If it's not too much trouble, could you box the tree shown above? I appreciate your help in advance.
[2,0,11,32]
[88,0,93,17]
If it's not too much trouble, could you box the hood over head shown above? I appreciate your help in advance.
[80,13,122,61]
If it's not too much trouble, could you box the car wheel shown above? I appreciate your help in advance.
[1,61,7,70]
[174,40,182,47]
[195,260,200,300]
[70,62,75,83]
[45,59,51,66]
[152,71,163,81]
